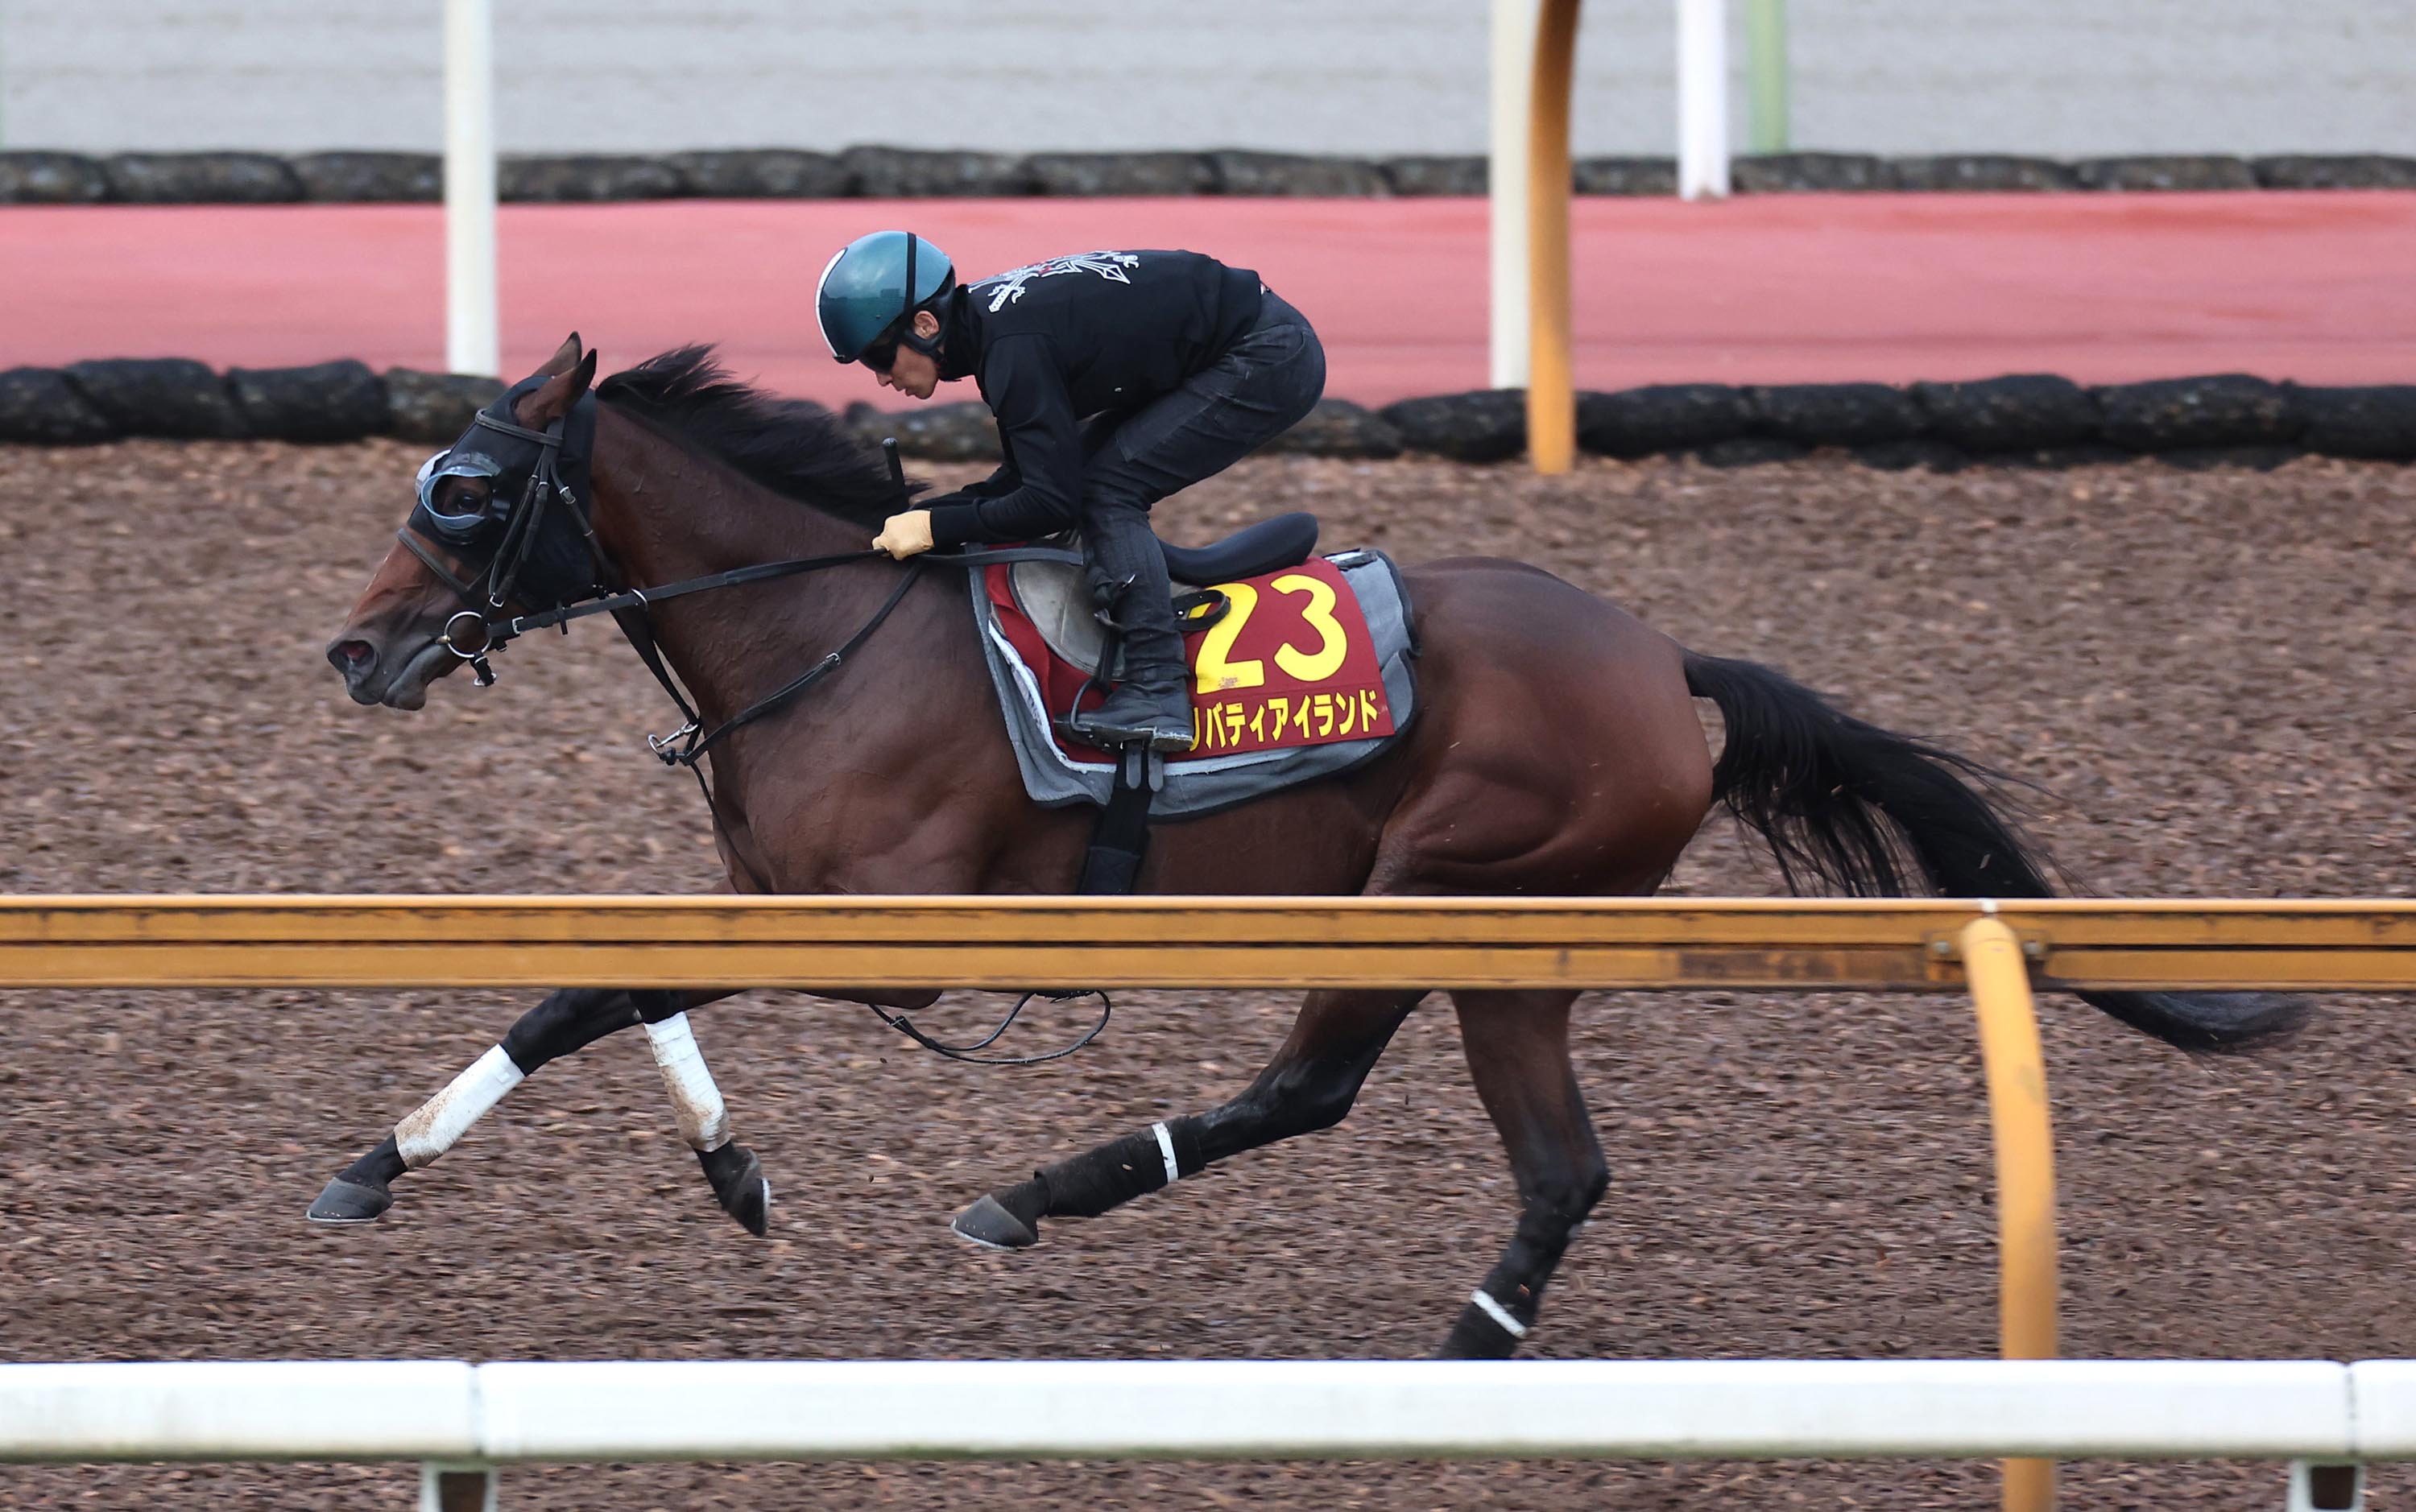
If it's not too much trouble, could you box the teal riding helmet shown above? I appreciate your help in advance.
[816,230,955,366]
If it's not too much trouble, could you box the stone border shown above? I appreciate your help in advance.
[2,359,2410,465]
[4,148,2415,204]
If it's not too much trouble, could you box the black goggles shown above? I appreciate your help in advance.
[858,328,905,373]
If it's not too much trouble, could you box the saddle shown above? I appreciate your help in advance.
[1008,512,1322,677]
[966,512,1421,823]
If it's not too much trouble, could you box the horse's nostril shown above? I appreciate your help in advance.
[330,640,375,672]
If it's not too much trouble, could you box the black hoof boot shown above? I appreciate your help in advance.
[1436,1295,1529,1360]
[700,1142,771,1237]
[306,1174,394,1225]
[952,1179,1045,1250]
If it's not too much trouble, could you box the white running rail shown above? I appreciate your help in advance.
[1,1359,2409,1508]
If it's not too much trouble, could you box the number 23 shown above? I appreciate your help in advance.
[1194,572,1349,693]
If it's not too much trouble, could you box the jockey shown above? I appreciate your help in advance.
[817,230,1326,752]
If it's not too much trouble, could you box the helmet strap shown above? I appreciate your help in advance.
[895,234,945,358]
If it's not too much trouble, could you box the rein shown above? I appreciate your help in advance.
[487,541,1078,769]
[408,411,1080,769]
[406,414,1105,1064]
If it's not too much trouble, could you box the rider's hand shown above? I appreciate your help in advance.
[873,509,935,560]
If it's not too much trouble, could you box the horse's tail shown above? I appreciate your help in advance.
[1680,650,2306,1051]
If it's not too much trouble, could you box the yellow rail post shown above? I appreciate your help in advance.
[1959,914,2058,1512]
[1524,0,1579,475]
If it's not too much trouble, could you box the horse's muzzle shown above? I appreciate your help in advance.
[327,631,456,708]
[328,638,382,705]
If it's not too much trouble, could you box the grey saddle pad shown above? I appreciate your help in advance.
[970,547,1421,820]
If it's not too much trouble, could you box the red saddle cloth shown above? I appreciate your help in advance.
[984,555,1400,763]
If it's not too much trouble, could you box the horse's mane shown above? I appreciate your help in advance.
[595,345,916,527]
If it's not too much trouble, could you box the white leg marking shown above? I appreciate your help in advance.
[1151,1121,1180,1186]
[1470,1288,1529,1339]
[395,1045,526,1169]
[644,1012,730,1152]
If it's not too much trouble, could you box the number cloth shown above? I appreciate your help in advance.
[970,547,1421,820]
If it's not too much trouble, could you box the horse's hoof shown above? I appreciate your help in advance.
[306,1175,393,1225]
[951,1193,1038,1250]
[701,1142,772,1238]
[723,1175,772,1238]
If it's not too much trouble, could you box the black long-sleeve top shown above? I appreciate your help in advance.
[920,250,1263,547]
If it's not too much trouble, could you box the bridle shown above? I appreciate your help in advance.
[404,385,1087,766]
[394,383,1107,1064]
[402,382,933,763]
[396,385,609,688]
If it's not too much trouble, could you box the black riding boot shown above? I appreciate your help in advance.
[1071,506,1195,752]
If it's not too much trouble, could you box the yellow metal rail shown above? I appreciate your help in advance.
[6,894,2408,1512]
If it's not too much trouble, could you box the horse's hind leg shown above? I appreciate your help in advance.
[1435,988,1608,1360]
[953,986,1425,1249]
[307,986,763,1234]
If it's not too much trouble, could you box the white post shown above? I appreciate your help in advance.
[444,0,500,378]
[1487,0,1541,390]
[420,1462,498,1512]
[1675,0,1730,200]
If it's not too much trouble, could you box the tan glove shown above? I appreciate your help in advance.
[872,509,935,560]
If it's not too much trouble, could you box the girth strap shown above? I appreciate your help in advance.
[1074,746,1160,896]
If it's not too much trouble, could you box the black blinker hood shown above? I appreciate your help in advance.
[403,378,602,614]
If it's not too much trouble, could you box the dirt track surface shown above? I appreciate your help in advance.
[2,441,2412,1510]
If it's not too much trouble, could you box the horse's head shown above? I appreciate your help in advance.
[327,334,600,708]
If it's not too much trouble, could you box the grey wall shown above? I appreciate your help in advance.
[2,0,2409,158]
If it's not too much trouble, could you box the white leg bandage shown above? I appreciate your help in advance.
[395,1045,526,1169]
[1151,1122,1181,1186]
[1470,1288,1529,1340]
[644,1012,730,1152]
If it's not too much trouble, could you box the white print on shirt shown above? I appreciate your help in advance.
[974,251,1143,313]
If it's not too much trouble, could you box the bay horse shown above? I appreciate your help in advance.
[316,337,2301,1358]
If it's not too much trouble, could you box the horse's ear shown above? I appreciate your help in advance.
[516,347,599,427]
[542,333,584,376]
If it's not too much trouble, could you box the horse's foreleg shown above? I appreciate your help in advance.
[953,987,1425,1249]
[1434,989,1607,1360]
[631,990,771,1237]
[306,986,649,1224]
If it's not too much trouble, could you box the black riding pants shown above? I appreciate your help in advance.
[1070,290,1325,656]
[1074,290,1327,521]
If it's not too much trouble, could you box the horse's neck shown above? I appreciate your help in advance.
[585,406,891,719]
[589,405,873,579]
